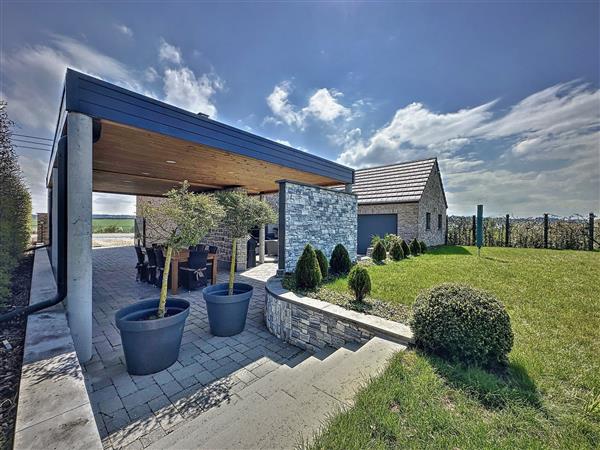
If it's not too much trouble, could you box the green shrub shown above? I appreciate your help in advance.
[330,243,351,275]
[315,248,328,278]
[370,234,382,248]
[411,283,514,367]
[348,265,371,302]
[295,244,322,289]
[419,240,427,253]
[371,241,387,263]
[383,233,400,251]
[390,240,404,261]
[400,238,410,258]
[409,238,420,256]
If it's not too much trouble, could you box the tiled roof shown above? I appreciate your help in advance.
[352,158,437,205]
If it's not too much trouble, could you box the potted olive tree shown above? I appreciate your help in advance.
[116,182,224,375]
[202,191,276,336]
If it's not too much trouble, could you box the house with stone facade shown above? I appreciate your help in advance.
[353,158,447,253]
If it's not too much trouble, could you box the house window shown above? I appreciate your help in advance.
[438,214,442,230]
[426,212,431,230]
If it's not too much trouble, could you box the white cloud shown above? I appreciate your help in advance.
[144,67,159,82]
[2,34,224,214]
[163,67,222,116]
[337,100,495,167]
[1,34,147,131]
[265,81,355,129]
[266,81,304,128]
[115,24,133,37]
[304,88,351,122]
[337,81,600,216]
[158,39,182,65]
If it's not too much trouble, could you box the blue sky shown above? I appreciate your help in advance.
[2,2,598,216]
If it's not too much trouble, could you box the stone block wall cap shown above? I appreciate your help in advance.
[266,277,414,344]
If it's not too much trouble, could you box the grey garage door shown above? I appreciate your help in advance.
[357,214,398,254]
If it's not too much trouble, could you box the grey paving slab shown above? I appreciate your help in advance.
[85,246,305,448]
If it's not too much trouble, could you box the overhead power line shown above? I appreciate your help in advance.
[13,138,53,147]
[13,144,52,152]
[12,133,53,142]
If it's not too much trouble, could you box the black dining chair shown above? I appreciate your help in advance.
[145,247,158,285]
[208,245,218,254]
[179,250,209,291]
[134,246,148,282]
[196,244,207,252]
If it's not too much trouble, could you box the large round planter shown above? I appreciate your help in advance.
[115,298,190,375]
[202,283,253,337]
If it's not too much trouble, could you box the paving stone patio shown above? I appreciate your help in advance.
[86,246,308,449]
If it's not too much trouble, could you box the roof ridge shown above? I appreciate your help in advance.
[356,157,437,172]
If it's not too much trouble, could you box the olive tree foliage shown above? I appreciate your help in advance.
[214,191,277,295]
[141,182,224,318]
[0,101,32,303]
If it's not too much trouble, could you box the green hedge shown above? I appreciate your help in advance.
[0,101,32,304]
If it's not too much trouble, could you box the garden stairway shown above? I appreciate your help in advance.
[150,336,405,449]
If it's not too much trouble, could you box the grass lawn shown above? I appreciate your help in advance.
[311,246,600,449]
[92,218,134,233]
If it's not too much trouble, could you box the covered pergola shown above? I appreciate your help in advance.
[46,69,354,362]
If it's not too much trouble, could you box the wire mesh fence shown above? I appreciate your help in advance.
[447,214,598,250]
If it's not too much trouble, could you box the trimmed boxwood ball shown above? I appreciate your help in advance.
[409,238,420,256]
[295,244,322,289]
[400,239,410,258]
[348,265,371,302]
[419,240,427,253]
[330,243,351,275]
[411,283,514,367]
[315,248,329,278]
[371,240,387,263]
[390,240,404,261]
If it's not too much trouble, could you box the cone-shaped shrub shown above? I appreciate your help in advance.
[371,240,387,263]
[330,243,351,275]
[400,239,410,258]
[419,240,427,253]
[409,238,420,256]
[315,249,328,278]
[390,240,404,261]
[295,244,322,289]
[348,265,371,302]
[411,283,513,367]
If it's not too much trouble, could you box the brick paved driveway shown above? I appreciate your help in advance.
[86,246,307,449]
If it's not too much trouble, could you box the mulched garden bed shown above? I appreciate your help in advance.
[282,273,412,324]
[0,253,33,450]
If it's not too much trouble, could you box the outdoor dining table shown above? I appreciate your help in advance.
[166,249,218,295]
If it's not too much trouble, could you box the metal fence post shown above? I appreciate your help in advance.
[543,213,549,248]
[505,214,510,247]
[589,212,595,251]
[472,215,476,245]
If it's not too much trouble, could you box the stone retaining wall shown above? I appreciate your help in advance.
[265,278,413,352]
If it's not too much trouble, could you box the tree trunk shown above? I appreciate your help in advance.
[158,246,172,318]
[228,239,236,296]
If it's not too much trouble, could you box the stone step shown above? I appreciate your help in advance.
[150,337,404,450]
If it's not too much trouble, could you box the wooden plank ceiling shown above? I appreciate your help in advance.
[92,120,338,196]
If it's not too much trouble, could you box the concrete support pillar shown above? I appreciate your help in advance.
[66,112,93,363]
[259,194,265,264]
[51,168,59,275]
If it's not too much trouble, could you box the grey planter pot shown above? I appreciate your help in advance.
[202,283,253,337]
[115,298,190,375]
